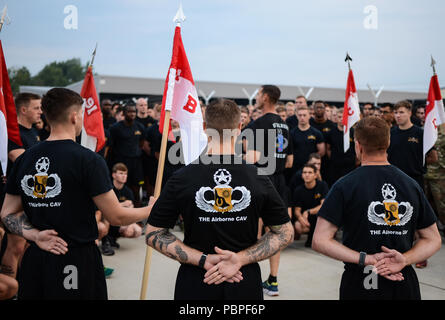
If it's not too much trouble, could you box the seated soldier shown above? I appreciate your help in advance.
[102,163,143,254]
[292,163,329,247]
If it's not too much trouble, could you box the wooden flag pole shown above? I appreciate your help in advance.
[139,109,171,300]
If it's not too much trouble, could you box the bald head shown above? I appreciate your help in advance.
[136,98,148,116]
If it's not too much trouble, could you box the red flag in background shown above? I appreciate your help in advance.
[80,66,105,152]
[342,69,360,152]
[423,74,445,163]
[0,40,21,174]
[159,25,207,165]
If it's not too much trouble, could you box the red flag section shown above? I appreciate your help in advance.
[342,69,360,152]
[423,74,445,162]
[0,40,22,174]
[159,26,207,165]
[80,66,105,152]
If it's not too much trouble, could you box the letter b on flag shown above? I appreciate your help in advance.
[183,95,197,114]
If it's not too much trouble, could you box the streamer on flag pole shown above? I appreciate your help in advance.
[140,4,207,300]
[159,4,207,165]
[423,56,445,163]
[343,53,360,152]
[80,44,106,152]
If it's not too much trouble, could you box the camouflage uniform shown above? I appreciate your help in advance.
[424,126,445,225]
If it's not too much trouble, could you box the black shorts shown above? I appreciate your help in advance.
[18,242,107,300]
[339,264,420,300]
[174,263,263,300]
[268,173,290,207]
[113,156,144,187]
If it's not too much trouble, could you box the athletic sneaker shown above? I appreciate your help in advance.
[262,280,279,296]
[104,267,114,278]
[415,260,428,269]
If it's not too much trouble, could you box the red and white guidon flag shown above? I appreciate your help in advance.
[424,73,445,163]
[342,69,360,152]
[0,40,22,174]
[159,25,207,165]
[80,66,105,152]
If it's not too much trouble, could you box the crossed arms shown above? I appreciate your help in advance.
[145,221,294,284]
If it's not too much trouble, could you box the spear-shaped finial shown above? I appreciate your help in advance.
[173,2,186,25]
[0,5,8,33]
[89,42,98,68]
[345,52,352,70]
[431,55,437,75]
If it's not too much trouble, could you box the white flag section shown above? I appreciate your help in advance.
[170,72,207,165]
[343,69,360,152]
[160,26,207,165]
[424,74,445,163]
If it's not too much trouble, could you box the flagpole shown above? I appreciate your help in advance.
[431,55,437,75]
[139,4,185,300]
[89,42,98,68]
[345,52,352,71]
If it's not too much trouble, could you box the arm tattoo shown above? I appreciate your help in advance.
[0,264,14,276]
[245,223,293,264]
[2,212,34,237]
[175,245,188,263]
[145,228,189,263]
[145,228,176,251]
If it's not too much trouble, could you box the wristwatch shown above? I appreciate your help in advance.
[199,253,207,269]
[358,252,367,267]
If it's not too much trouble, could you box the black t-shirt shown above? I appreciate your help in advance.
[290,126,324,170]
[292,180,329,211]
[310,118,335,139]
[103,117,116,130]
[318,165,437,257]
[246,113,292,175]
[136,116,156,129]
[109,120,145,158]
[387,125,424,179]
[5,140,113,246]
[147,155,290,254]
[113,184,134,203]
[286,115,299,131]
[325,126,356,168]
[8,125,40,151]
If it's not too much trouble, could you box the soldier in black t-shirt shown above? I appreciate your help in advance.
[288,106,325,185]
[108,163,142,245]
[101,99,116,130]
[310,101,335,180]
[387,101,425,188]
[325,106,357,186]
[135,98,156,129]
[292,164,329,247]
[109,103,146,203]
[0,88,153,299]
[245,85,293,296]
[145,99,293,300]
[285,95,306,131]
[313,117,441,300]
[1,93,42,287]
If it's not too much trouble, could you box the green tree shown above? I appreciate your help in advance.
[8,66,32,95]
[31,58,86,87]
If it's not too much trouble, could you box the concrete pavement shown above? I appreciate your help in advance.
[102,229,445,300]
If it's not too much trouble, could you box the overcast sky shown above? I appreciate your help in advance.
[2,0,445,93]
